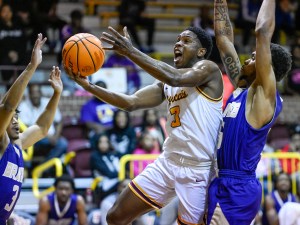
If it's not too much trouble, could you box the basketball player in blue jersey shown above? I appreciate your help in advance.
[207,0,293,224]
[0,34,63,225]
[35,174,87,225]
[65,26,223,224]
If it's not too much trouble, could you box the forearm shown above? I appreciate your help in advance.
[36,92,61,134]
[125,48,181,86]
[85,82,135,111]
[255,0,275,37]
[214,0,234,43]
[1,63,37,111]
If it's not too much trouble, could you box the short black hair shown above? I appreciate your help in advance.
[186,26,213,59]
[54,174,75,190]
[95,80,107,89]
[71,9,83,19]
[270,43,292,82]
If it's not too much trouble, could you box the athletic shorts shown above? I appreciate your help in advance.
[207,171,262,225]
[129,153,215,225]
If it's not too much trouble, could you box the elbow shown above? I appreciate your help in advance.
[255,23,274,39]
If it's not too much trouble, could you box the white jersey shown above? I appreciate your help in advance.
[163,84,223,162]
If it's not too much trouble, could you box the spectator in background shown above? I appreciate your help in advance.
[234,0,262,51]
[103,52,141,94]
[18,83,68,167]
[106,110,137,156]
[286,35,300,95]
[118,0,155,53]
[262,172,298,225]
[58,9,89,94]
[80,80,116,138]
[35,174,88,225]
[0,3,28,83]
[31,0,66,53]
[272,0,296,44]
[135,109,166,150]
[132,132,160,177]
[90,133,121,201]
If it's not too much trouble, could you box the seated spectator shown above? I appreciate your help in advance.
[35,174,88,225]
[118,0,155,53]
[106,110,137,156]
[0,3,28,83]
[18,83,68,169]
[80,80,116,138]
[262,172,298,225]
[103,52,141,94]
[132,132,160,176]
[272,0,296,44]
[135,109,166,150]
[234,0,262,51]
[279,132,300,174]
[58,9,89,94]
[90,133,121,201]
[286,35,300,95]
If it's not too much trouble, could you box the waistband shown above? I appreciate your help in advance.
[219,169,256,179]
[166,153,214,169]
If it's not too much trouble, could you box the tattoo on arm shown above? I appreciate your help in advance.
[215,0,232,36]
[223,55,240,81]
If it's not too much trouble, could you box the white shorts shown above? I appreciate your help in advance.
[129,153,216,224]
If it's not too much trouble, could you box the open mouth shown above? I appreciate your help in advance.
[174,50,182,63]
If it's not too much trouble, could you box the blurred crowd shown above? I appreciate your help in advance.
[1,0,300,225]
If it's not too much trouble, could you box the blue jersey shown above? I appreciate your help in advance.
[48,192,77,225]
[207,88,283,225]
[0,143,24,225]
[217,88,282,172]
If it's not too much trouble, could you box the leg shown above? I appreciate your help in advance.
[209,203,230,225]
[106,186,154,225]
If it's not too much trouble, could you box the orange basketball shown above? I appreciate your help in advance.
[62,33,105,76]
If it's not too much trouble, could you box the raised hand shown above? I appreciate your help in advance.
[31,33,47,67]
[100,26,134,57]
[63,65,90,89]
[48,66,63,94]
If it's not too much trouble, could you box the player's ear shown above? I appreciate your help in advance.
[197,48,206,58]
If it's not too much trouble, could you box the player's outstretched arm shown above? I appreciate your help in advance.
[0,34,46,138]
[19,66,63,149]
[66,70,164,112]
[214,0,241,88]
[100,26,219,88]
[247,0,277,128]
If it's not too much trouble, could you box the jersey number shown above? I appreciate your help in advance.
[5,185,19,212]
[170,106,181,128]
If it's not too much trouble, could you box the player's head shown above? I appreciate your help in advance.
[54,174,75,203]
[270,43,292,82]
[113,110,130,129]
[239,43,292,87]
[28,83,42,107]
[174,26,212,68]
[7,109,20,141]
[186,27,213,59]
[274,171,292,193]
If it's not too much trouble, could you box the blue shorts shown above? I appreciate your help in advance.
[207,170,262,225]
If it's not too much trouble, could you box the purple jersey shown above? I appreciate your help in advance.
[47,192,77,225]
[0,143,24,224]
[207,88,283,225]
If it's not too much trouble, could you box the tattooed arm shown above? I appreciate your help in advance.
[214,0,241,88]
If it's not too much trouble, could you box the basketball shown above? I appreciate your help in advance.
[62,33,105,76]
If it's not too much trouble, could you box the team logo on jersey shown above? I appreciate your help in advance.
[2,161,24,183]
[166,90,188,104]
[223,102,241,118]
